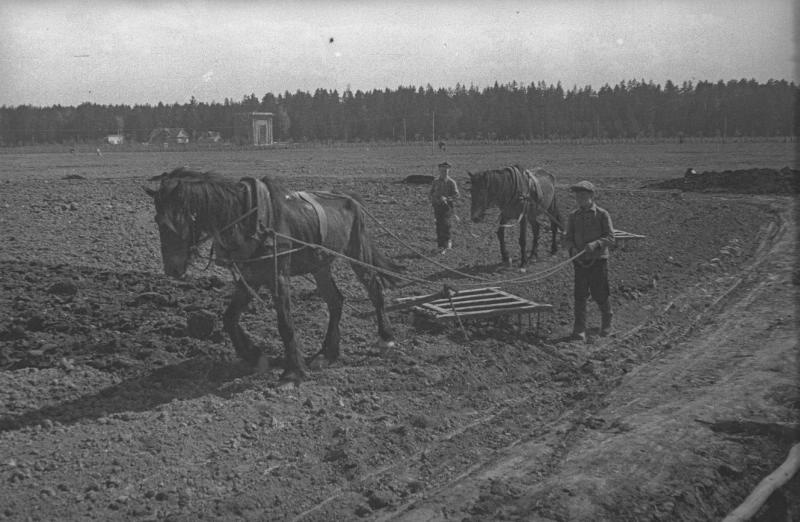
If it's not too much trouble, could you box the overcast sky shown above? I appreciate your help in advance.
[0,0,796,107]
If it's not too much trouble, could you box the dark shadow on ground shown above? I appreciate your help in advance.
[0,357,269,433]
[423,262,510,282]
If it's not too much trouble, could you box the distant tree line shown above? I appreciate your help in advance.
[0,78,796,146]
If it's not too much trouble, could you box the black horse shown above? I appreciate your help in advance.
[144,167,401,382]
[468,165,563,268]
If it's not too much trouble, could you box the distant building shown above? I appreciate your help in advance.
[106,134,124,145]
[148,128,189,145]
[233,112,273,145]
[197,130,222,143]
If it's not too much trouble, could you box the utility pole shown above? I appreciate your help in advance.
[431,111,435,151]
[595,114,600,141]
[722,114,727,144]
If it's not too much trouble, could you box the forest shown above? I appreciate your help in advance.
[0,78,796,146]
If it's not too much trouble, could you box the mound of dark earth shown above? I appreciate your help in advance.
[648,166,799,194]
[401,174,434,184]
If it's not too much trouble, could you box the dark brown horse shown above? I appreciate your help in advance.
[468,165,563,268]
[144,167,401,382]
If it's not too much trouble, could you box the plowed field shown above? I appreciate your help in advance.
[0,141,797,521]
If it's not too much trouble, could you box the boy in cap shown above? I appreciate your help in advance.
[429,161,460,254]
[563,181,615,340]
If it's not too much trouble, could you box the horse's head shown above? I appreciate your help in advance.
[468,171,489,223]
[144,169,200,278]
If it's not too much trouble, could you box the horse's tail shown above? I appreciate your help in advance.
[550,189,564,231]
[349,198,404,288]
[370,246,405,289]
[535,168,563,231]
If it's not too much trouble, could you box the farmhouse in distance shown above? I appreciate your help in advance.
[147,127,189,145]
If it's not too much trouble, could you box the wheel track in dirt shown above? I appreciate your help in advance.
[379,199,795,521]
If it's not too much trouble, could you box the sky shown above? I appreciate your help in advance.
[0,0,796,107]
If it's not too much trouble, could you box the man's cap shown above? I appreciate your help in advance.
[569,181,596,193]
[438,161,451,169]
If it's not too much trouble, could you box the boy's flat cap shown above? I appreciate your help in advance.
[569,180,596,193]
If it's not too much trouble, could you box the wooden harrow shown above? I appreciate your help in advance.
[391,286,552,334]
[613,228,646,249]
[388,229,641,337]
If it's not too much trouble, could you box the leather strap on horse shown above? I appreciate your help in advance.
[294,191,328,246]
[522,167,554,226]
[239,177,271,240]
[502,165,555,227]
[212,177,272,266]
[523,167,543,203]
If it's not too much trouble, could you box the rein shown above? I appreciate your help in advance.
[196,206,257,250]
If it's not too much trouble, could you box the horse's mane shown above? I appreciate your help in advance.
[155,167,331,236]
[155,167,246,231]
[476,165,527,202]
[260,174,298,230]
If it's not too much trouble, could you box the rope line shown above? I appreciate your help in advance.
[358,204,496,283]
[461,250,586,286]
[358,198,573,287]
[269,226,586,289]
[269,229,440,290]
[194,199,584,297]
[360,200,583,285]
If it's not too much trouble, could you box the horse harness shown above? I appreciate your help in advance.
[213,178,329,267]
[239,176,272,241]
[500,166,545,227]
[291,191,328,245]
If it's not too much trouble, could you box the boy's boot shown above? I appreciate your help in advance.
[599,301,613,337]
[571,301,587,341]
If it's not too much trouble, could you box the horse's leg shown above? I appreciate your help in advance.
[531,219,541,262]
[222,281,262,367]
[351,264,395,353]
[497,224,511,267]
[519,216,529,267]
[550,221,559,255]
[312,267,343,364]
[271,273,307,382]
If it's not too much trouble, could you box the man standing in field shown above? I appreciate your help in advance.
[563,181,615,341]
[429,161,460,254]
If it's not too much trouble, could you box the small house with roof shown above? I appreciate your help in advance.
[148,128,189,145]
[197,130,222,143]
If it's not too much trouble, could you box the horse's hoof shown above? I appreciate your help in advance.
[377,339,396,355]
[276,379,298,390]
[278,370,304,386]
[309,357,338,371]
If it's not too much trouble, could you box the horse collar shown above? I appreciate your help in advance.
[239,177,272,239]
[523,168,542,200]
